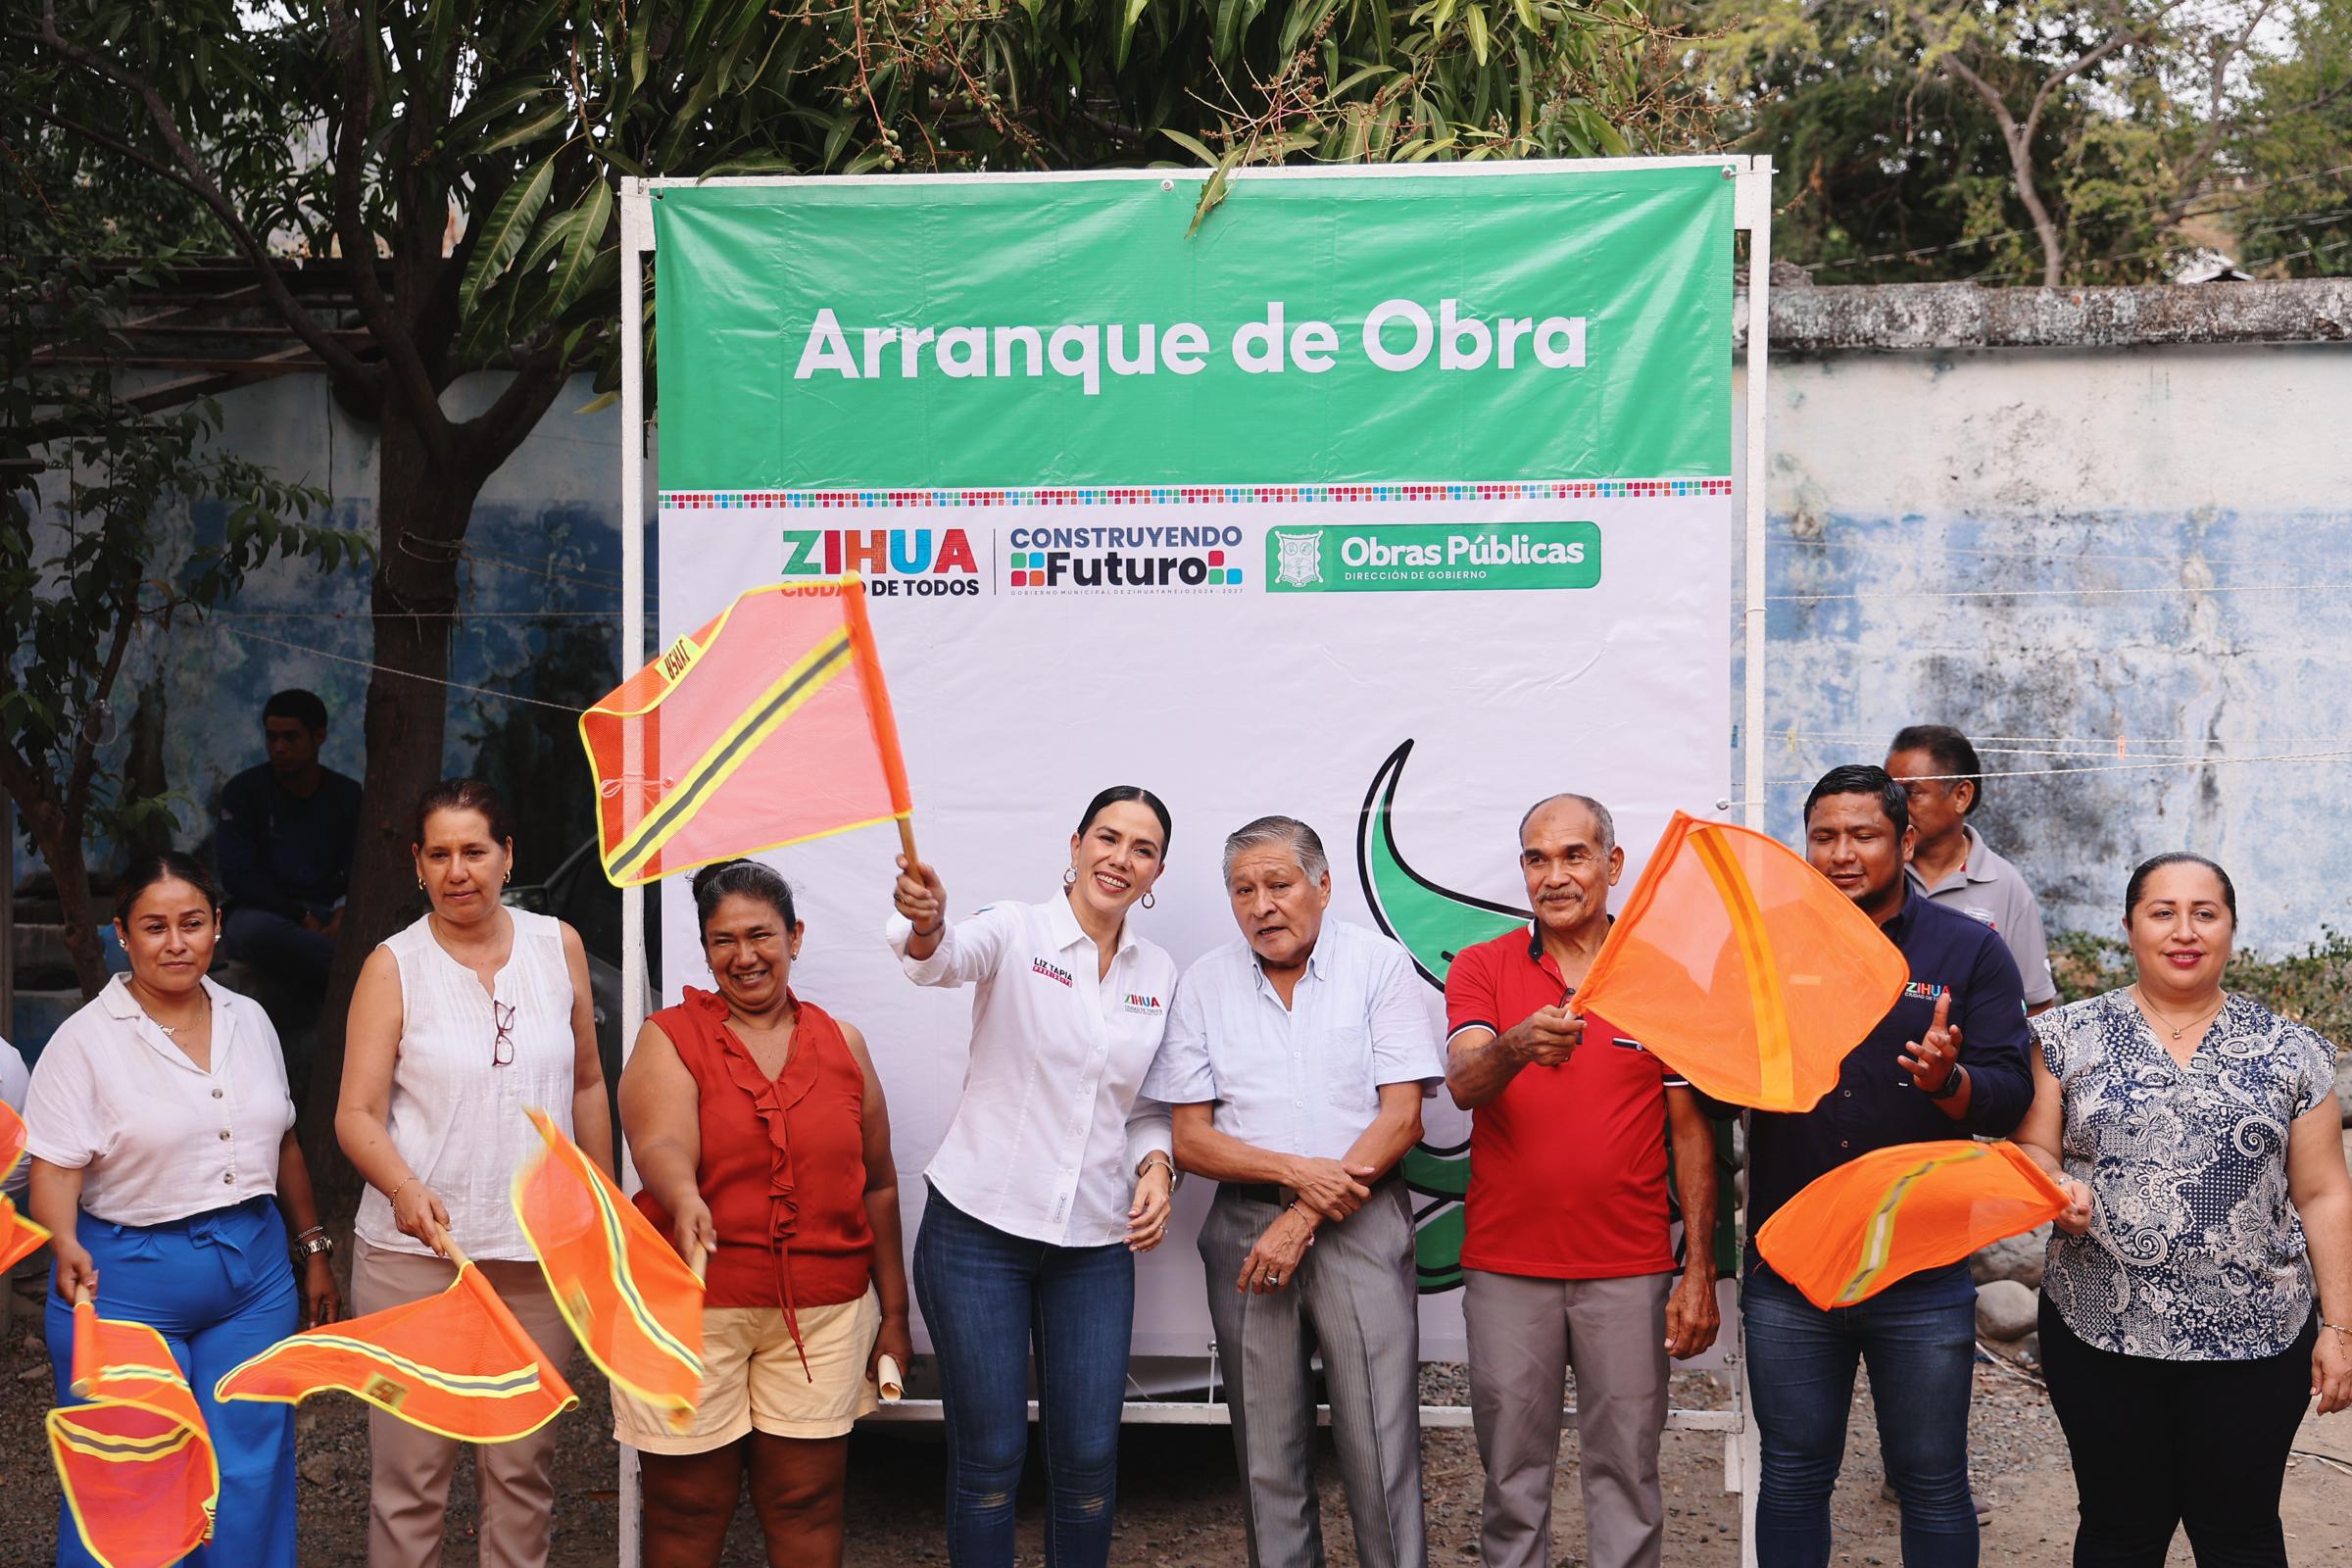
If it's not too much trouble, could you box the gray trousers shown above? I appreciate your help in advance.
[1200,1182,1427,1568]
[1462,1268,1673,1568]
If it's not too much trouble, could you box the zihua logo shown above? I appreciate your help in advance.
[782,528,982,598]
[1004,526,1246,593]
[1263,521,1600,594]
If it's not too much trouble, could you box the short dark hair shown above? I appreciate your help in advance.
[413,776,515,846]
[263,688,328,733]
[1889,724,1984,814]
[689,858,798,938]
[1802,764,1910,838]
[115,850,221,925]
[1077,786,1172,853]
[2124,852,2237,926]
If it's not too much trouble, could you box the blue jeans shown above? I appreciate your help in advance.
[47,1196,299,1568]
[912,1184,1134,1568]
[1743,1261,1978,1568]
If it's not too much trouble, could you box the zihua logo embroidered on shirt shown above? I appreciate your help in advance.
[1121,993,1163,1014]
[1903,981,1949,1001]
[1032,956,1074,988]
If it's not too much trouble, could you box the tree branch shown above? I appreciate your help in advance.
[28,5,378,397]
[61,576,138,830]
[455,350,576,475]
[1938,48,2066,286]
[320,0,452,455]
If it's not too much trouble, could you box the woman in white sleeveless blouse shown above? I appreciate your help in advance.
[336,778,613,1568]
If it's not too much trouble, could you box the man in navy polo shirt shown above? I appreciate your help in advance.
[1744,764,2033,1568]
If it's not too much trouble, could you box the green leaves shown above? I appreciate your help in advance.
[458,155,556,317]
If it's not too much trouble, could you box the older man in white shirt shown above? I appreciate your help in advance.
[1144,815,1443,1568]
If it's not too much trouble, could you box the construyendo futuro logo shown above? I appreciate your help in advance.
[1264,521,1600,593]
[1005,525,1247,592]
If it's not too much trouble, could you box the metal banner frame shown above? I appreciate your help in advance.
[612,156,1774,1568]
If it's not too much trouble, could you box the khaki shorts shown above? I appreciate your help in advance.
[612,1287,881,1453]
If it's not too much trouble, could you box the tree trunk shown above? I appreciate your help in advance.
[299,398,488,1211]
[18,792,110,1001]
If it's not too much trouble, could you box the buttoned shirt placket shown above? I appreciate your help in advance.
[1052,931,1119,1240]
[133,1002,243,1192]
[1248,949,1325,1154]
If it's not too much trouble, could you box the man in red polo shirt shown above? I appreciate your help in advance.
[1445,793,1720,1568]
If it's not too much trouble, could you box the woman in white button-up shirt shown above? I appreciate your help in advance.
[26,851,338,1568]
[335,777,612,1568]
[888,786,1179,1568]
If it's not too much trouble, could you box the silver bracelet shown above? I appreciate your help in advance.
[1137,1155,1175,1181]
[2320,1315,2352,1337]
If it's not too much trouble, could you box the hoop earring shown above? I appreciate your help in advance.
[1141,891,1156,910]
[1063,866,1078,886]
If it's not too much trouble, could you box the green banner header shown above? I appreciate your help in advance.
[653,167,1733,491]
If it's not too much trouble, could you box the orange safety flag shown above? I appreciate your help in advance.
[1570,810,1909,1112]
[580,576,914,887]
[214,1258,577,1442]
[514,1107,705,1431]
[1756,1140,2069,1310]
[47,1298,219,1568]
[0,1101,50,1271]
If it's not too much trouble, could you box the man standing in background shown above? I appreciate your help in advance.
[1886,724,2058,1015]
[218,688,365,995]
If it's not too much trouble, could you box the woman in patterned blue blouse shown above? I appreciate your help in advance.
[2016,852,2352,1567]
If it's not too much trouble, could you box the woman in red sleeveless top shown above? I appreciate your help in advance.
[616,859,911,1568]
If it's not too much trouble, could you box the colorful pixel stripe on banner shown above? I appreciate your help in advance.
[515,1108,705,1431]
[661,478,1738,510]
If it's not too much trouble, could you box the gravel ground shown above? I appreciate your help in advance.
[4,1268,2347,1566]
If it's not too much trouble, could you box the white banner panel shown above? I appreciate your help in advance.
[657,490,1730,1360]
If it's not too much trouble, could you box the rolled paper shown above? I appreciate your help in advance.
[876,1353,904,1402]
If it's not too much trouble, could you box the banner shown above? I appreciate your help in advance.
[654,163,1736,1360]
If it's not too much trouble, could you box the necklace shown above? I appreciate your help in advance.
[2133,984,2227,1041]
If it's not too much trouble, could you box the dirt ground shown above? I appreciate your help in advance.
[3,1323,2349,1567]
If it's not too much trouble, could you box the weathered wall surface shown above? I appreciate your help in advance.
[24,282,2349,982]
[1738,280,2352,949]
[57,371,626,884]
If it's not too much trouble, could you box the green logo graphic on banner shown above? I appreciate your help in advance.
[1264,521,1599,593]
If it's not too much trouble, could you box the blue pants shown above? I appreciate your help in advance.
[912,1184,1134,1568]
[1743,1261,1979,1568]
[47,1197,299,1568]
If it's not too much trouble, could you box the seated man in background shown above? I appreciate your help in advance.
[1145,814,1442,1568]
[218,688,365,995]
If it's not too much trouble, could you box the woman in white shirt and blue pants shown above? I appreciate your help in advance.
[25,852,340,1568]
[889,786,1180,1568]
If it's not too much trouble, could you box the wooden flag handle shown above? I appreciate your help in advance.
[687,1240,710,1283]
[896,816,920,871]
[73,1283,92,1307]
[428,1223,470,1271]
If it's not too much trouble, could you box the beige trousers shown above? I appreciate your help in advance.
[352,1238,575,1568]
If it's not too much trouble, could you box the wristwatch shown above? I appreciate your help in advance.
[295,1229,335,1258]
[1924,1064,1968,1102]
